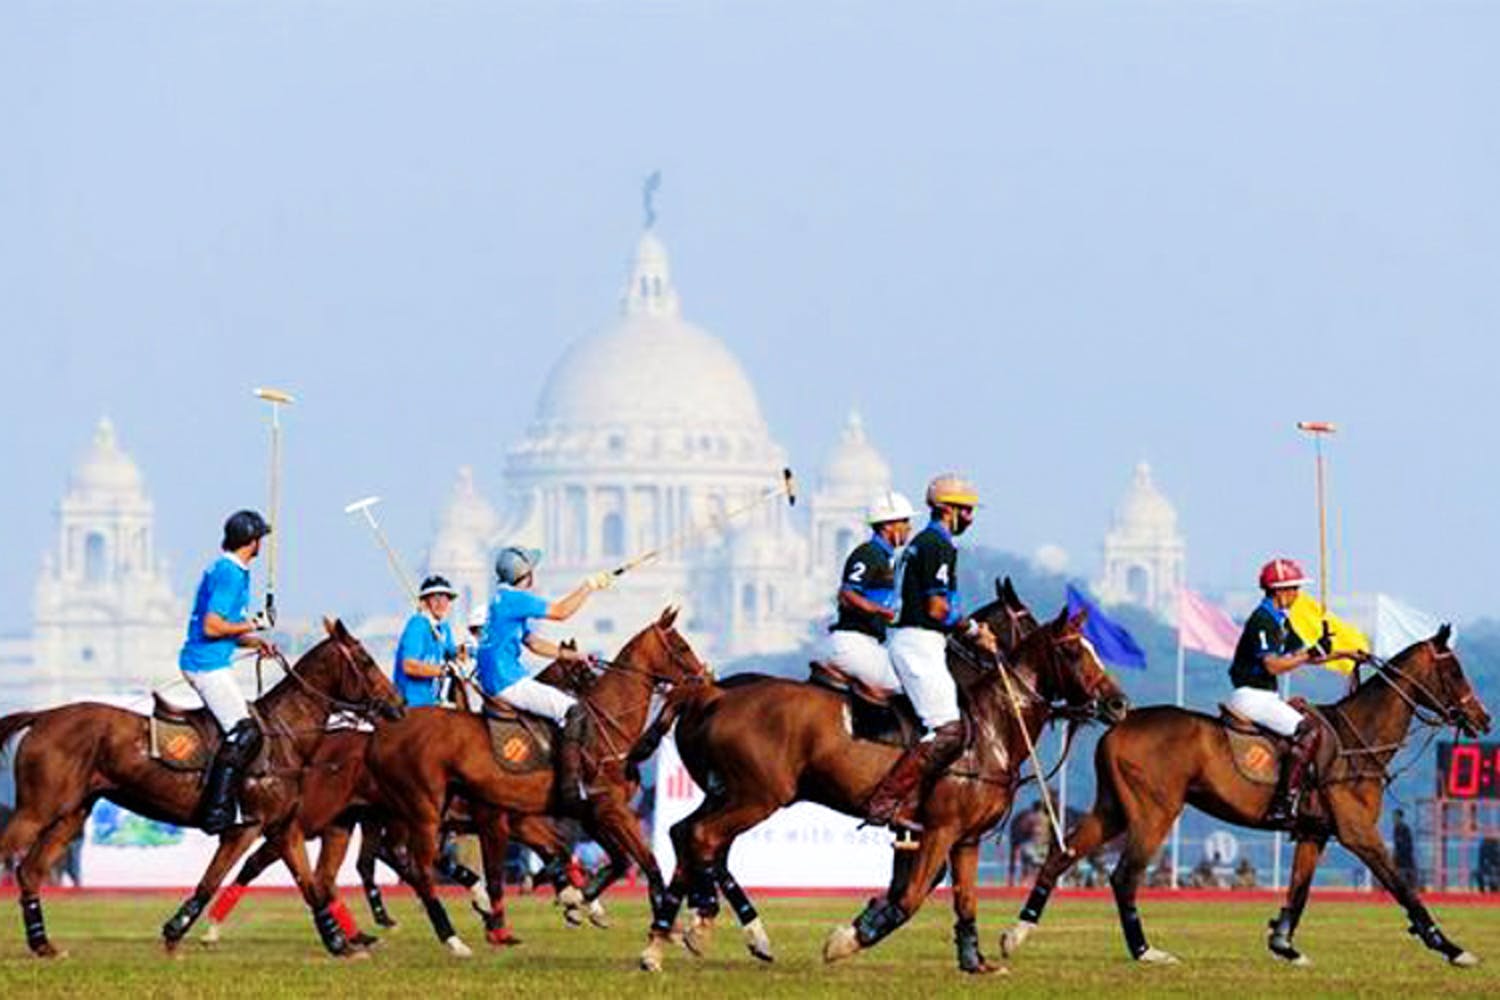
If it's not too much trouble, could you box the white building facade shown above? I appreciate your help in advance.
[27,419,185,707]
[427,227,893,661]
[1093,461,1186,621]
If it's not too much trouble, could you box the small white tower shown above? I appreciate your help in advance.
[427,466,500,622]
[808,410,893,589]
[1094,462,1186,620]
[31,419,184,705]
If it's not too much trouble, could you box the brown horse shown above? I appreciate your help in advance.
[1000,626,1492,968]
[0,619,403,958]
[300,607,709,954]
[639,590,1128,974]
[191,657,609,949]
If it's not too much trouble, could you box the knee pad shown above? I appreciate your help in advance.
[224,719,263,766]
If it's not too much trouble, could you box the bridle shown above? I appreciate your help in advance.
[580,624,709,766]
[254,641,399,724]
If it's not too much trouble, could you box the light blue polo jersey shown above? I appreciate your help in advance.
[180,554,251,672]
[476,585,550,695]
[393,613,457,708]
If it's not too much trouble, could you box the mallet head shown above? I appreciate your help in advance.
[344,496,382,515]
[254,387,296,405]
[1296,421,1337,435]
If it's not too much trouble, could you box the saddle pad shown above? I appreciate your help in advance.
[1225,729,1281,786]
[150,716,216,772]
[487,717,554,774]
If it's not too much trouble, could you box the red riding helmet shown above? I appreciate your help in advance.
[1259,558,1309,592]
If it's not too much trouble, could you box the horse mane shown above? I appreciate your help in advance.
[252,635,340,708]
[1323,636,1430,713]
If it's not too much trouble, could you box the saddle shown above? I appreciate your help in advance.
[1216,701,1337,823]
[808,661,921,748]
[484,702,557,775]
[149,694,221,772]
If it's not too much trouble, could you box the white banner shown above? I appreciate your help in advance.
[652,733,895,889]
[79,801,387,888]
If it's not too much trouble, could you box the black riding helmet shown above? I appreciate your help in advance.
[222,509,272,551]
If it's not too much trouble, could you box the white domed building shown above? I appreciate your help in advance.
[1093,461,1185,621]
[428,226,893,661]
[30,419,184,706]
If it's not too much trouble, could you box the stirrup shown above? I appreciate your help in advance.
[892,825,922,851]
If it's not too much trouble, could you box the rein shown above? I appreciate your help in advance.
[576,625,707,766]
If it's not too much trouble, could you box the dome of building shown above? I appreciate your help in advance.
[1111,462,1178,542]
[433,466,499,545]
[69,418,144,498]
[532,231,767,433]
[819,410,892,499]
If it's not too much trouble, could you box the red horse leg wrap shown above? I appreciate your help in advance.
[208,883,248,923]
[330,898,358,938]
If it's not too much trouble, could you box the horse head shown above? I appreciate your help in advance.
[313,617,406,721]
[612,606,712,689]
[1410,625,1491,737]
[969,577,1041,658]
[1013,606,1129,725]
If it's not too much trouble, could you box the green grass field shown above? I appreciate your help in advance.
[0,892,1496,998]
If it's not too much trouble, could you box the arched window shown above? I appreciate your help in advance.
[741,583,758,619]
[601,512,625,559]
[653,276,662,296]
[84,532,107,584]
[1126,565,1151,605]
[765,585,776,615]
[835,528,855,558]
[640,276,650,297]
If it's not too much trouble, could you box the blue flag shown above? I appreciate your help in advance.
[1065,584,1147,670]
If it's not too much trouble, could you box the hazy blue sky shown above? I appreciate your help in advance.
[2,1,1495,632]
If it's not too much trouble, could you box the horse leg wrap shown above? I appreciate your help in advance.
[1409,914,1463,961]
[329,898,358,939]
[537,855,569,892]
[853,897,910,948]
[21,896,47,952]
[313,904,349,955]
[1018,882,1052,925]
[363,882,395,928]
[1117,903,1148,959]
[162,890,210,944]
[421,897,458,944]
[208,883,248,924]
[687,866,719,916]
[955,917,985,972]
[1267,908,1299,959]
[650,883,686,935]
[434,853,481,889]
[715,868,758,925]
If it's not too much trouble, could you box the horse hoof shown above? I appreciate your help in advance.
[587,899,610,929]
[200,922,221,948]
[684,914,714,957]
[486,926,522,948]
[744,917,774,963]
[962,958,1008,976]
[349,932,380,951]
[1137,947,1180,965]
[999,920,1035,959]
[823,925,861,964]
[639,936,666,972]
[557,886,585,909]
[444,935,474,959]
[1451,951,1480,968]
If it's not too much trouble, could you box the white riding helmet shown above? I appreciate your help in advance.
[866,490,916,526]
[467,606,488,630]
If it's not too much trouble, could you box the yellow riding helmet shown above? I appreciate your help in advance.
[925,473,980,508]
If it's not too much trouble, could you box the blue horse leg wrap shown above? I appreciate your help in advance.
[853,897,910,947]
[21,896,46,950]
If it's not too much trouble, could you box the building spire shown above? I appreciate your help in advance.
[622,180,681,319]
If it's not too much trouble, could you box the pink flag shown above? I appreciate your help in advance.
[1178,588,1240,660]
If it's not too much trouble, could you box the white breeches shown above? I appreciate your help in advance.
[183,669,251,732]
[888,627,961,730]
[824,630,900,692]
[1228,686,1304,737]
[497,676,576,726]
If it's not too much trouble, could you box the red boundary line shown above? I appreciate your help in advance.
[3,885,1498,907]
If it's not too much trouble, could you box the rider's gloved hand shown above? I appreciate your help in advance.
[249,610,273,631]
[583,571,613,592]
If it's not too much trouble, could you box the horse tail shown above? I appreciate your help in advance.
[0,710,42,750]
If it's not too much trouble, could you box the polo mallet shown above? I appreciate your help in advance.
[1297,421,1348,685]
[254,387,295,623]
[610,468,797,578]
[343,496,419,605]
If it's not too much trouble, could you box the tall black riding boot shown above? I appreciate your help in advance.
[863,720,965,830]
[200,719,263,836]
[556,705,591,815]
[1264,719,1320,827]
